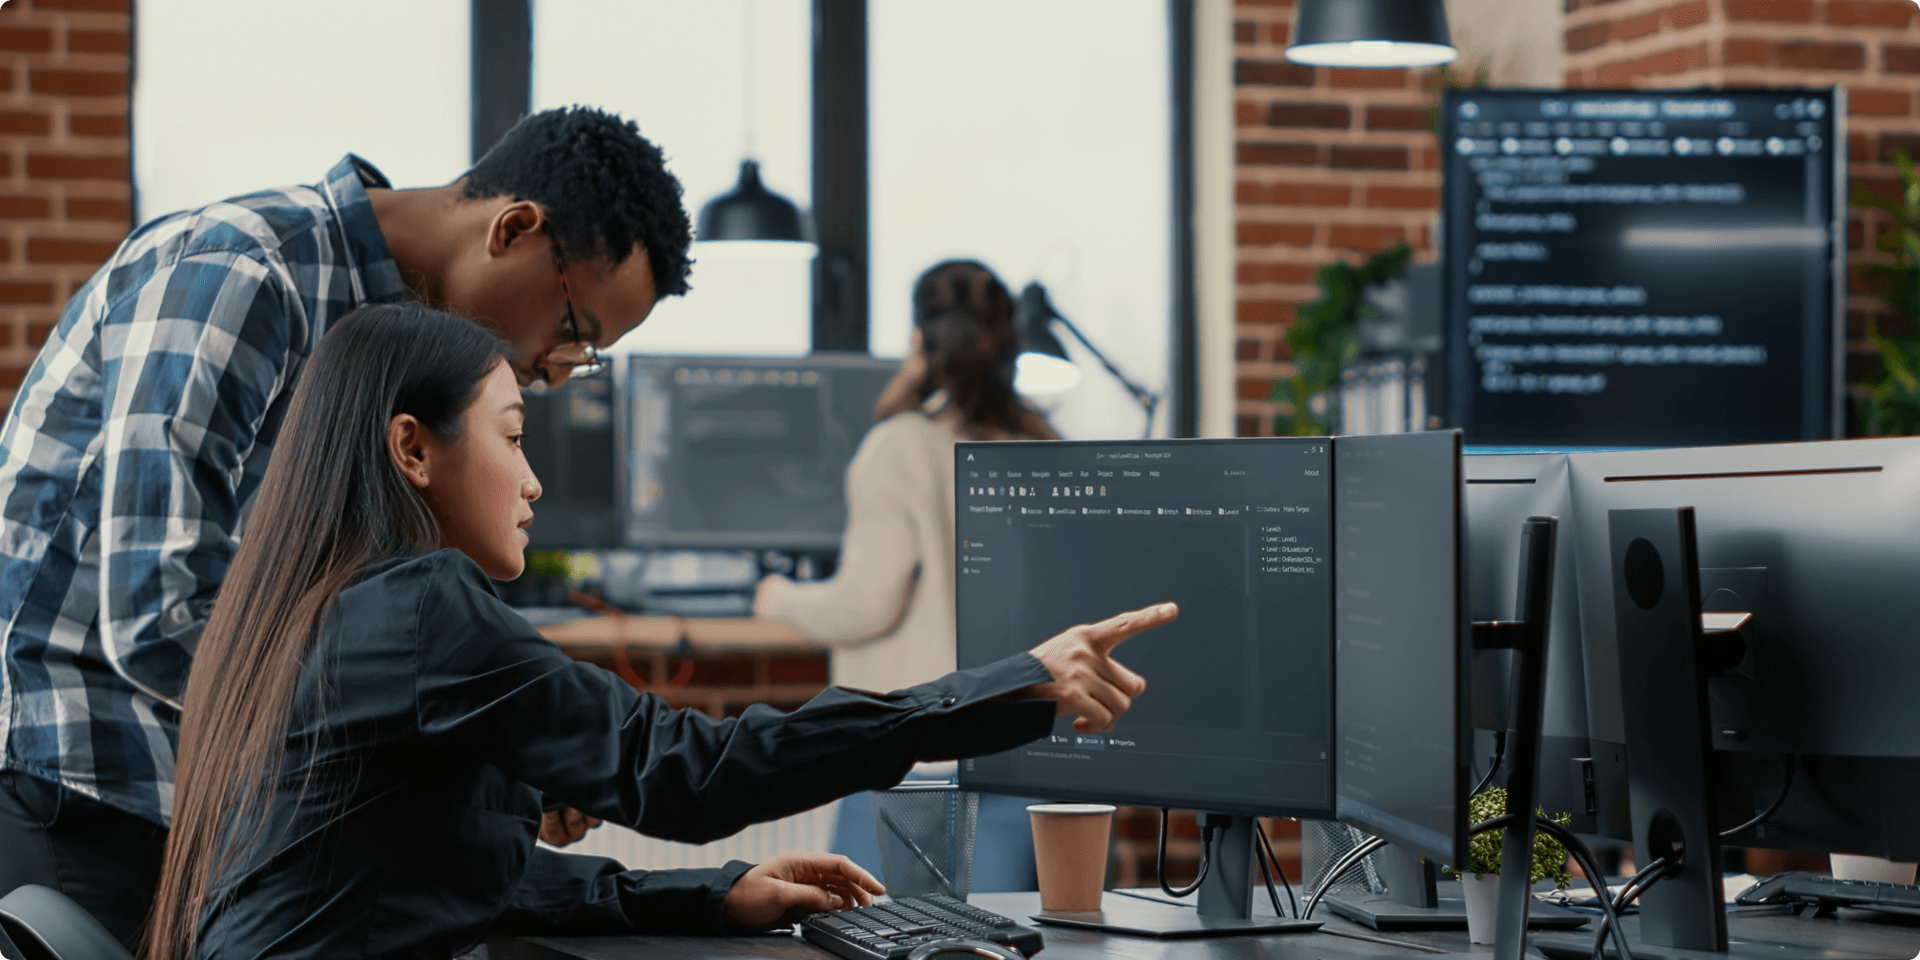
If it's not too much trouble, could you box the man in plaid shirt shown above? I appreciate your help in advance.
[0,107,692,946]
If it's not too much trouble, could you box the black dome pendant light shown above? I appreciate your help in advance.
[1285,0,1457,69]
[696,0,812,251]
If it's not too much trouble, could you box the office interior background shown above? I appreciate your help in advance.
[0,0,1915,886]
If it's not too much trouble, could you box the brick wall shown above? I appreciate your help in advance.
[1230,1,1448,436]
[1563,0,1920,392]
[0,0,131,412]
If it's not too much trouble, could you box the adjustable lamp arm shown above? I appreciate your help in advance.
[1048,313,1162,417]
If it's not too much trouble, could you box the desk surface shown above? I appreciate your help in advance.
[536,614,819,652]
[473,893,1920,960]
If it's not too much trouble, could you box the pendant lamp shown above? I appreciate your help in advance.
[1285,0,1457,68]
[695,0,813,258]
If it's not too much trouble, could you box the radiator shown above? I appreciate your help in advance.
[540,801,841,870]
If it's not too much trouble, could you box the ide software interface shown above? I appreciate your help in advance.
[954,438,1335,815]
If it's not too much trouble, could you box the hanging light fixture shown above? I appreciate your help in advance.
[695,0,814,259]
[1285,0,1457,69]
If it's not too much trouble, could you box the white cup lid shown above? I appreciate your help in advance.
[1026,803,1117,815]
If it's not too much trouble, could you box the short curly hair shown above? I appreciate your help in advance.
[461,106,693,297]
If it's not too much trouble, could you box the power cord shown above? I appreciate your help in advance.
[1254,819,1301,918]
[1720,755,1796,839]
[1466,813,1637,960]
[1584,855,1675,960]
[1156,809,1214,899]
[1471,730,1509,798]
[1301,834,1391,919]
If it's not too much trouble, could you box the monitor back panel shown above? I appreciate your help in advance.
[621,354,897,549]
[1333,430,1468,867]
[954,438,1336,819]
[1566,436,1920,759]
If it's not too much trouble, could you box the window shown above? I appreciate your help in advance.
[870,0,1173,439]
[535,0,813,357]
[133,0,470,221]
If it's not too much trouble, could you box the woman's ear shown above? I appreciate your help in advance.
[389,414,432,489]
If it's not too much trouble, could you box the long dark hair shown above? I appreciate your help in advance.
[879,260,1055,440]
[145,303,513,960]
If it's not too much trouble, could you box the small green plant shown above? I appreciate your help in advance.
[523,550,597,583]
[1850,150,1920,437]
[1445,787,1573,887]
[1270,243,1412,436]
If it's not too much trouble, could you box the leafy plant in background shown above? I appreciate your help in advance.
[1850,150,1920,437]
[1270,243,1412,436]
[1444,787,1573,887]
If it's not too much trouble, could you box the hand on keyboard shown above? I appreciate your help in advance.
[725,853,887,929]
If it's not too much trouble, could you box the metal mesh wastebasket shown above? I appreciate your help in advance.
[872,782,978,899]
[1302,819,1385,898]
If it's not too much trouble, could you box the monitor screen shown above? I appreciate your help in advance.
[621,354,898,549]
[522,371,620,549]
[1332,430,1467,867]
[954,438,1335,819]
[1442,88,1842,447]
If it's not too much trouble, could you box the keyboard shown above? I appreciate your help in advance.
[1736,871,1920,917]
[799,894,1045,960]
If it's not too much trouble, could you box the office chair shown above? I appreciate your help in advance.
[0,885,136,960]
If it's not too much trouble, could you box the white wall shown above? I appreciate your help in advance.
[134,0,470,221]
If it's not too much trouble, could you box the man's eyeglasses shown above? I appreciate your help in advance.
[548,243,605,381]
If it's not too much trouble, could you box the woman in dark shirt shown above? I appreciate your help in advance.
[144,304,1171,960]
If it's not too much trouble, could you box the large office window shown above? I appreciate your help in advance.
[133,0,471,222]
[535,0,813,357]
[870,1,1173,440]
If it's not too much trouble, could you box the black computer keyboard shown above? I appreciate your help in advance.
[799,895,1045,960]
[1736,871,1920,917]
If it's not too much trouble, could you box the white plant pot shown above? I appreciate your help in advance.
[1460,872,1503,944]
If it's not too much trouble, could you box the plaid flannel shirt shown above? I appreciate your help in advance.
[0,155,408,826]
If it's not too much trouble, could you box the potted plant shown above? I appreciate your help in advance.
[1446,787,1573,943]
[1849,150,1920,437]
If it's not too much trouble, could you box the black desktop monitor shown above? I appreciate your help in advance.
[955,436,1335,935]
[620,353,898,549]
[1525,437,1920,959]
[1464,453,1594,834]
[1441,88,1845,446]
[522,371,620,549]
[1331,431,1470,869]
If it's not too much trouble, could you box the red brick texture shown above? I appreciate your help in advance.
[1562,0,1920,402]
[0,0,131,413]
[1232,0,1444,435]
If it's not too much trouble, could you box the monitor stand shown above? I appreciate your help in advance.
[1321,846,1591,931]
[1029,814,1323,938]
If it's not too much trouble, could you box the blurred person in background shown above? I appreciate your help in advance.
[755,259,1057,891]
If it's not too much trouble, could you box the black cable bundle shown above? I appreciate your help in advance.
[1156,809,1213,899]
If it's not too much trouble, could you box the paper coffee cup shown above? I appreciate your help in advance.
[1830,853,1917,885]
[1028,803,1114,912]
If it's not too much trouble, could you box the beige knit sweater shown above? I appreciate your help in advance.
[757,411,958,692]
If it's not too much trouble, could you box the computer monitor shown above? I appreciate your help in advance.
[1526,437,1920,959]
[954,432,1475,937]
[955,436,1336,935]
[620,353,898,549]
[1464,452,1594,835]
[1441,88,1845,446]
[521,370,620,550]
[1331,431,1469,869]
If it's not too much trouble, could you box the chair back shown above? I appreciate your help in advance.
[0,885,136,960]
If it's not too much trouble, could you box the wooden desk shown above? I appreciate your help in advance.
[472,893,1920,960]
[537,614,821,653]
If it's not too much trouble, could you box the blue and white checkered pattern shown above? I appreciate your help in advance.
[0,155,409,826]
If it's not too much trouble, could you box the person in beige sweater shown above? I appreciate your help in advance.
[754,260,1057,890]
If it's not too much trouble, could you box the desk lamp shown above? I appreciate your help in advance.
[1014,282,1161,439]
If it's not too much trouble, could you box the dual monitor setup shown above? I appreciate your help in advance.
[951,431,1920,960]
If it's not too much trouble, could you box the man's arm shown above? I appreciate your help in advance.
[96,253,298,707]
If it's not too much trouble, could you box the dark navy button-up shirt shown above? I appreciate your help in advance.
[193,549,1055,960]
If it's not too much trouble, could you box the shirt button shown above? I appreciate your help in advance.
[940,696,957,708]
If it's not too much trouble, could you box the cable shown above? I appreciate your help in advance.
[1588,856,1676,960]
[1253,826,1288,919]
[1255,819,1301,918]
[1156,809,1212,899]
[1721,755,1796,839]
[1471,730,1509,798]
[1301,835,1391,919]
[1468,814,1636,960]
